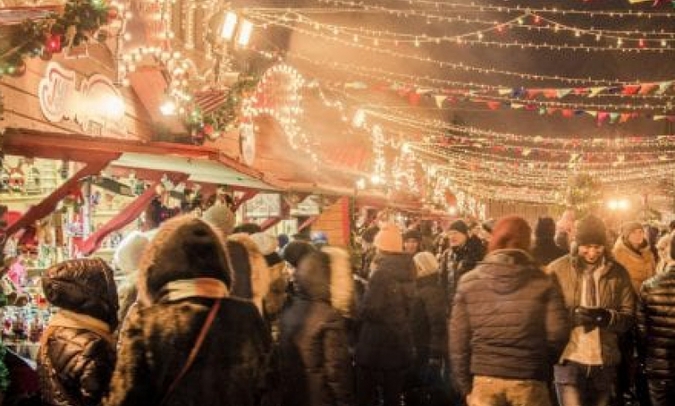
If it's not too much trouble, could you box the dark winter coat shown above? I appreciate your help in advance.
[440,235,486,304]
[450,249,570,396]
[38,258,119,406]
[411,274,447,360]
[355,252,416,370]
[637,265,675,379]
[547,253,635,366]
[39,326,116,406]
[532,239,568,266]
[106,296,270,406]
[279,251,354,406]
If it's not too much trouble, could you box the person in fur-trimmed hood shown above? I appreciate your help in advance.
[279,247,355,406]
[105,216,272,406]
[613,221,656,293]
[202,204,272,316]
[39,258,119,406]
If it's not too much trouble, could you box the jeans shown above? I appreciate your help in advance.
[554,362,616,406]
[648,379,675,406]
[468,376,551,406]
[356,366,407,406]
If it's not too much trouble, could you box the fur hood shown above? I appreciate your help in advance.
[294,247,354,318]
[228,233,271,314]
[137,216,232,306]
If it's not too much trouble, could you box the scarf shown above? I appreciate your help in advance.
[160,278,229,303]
[44,310,114,345]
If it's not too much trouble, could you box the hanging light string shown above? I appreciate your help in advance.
[251,9,675,51]
[247,15,667,86]
[320,0,675,19]
[277,49,675,101]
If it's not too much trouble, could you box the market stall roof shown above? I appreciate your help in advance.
[2,129,283,191]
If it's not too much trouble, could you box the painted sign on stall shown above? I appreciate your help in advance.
[38,62,126,136]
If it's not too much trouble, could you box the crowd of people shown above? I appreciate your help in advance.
[2,204,675,406]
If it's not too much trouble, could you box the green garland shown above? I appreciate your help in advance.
[186,75,261,145]
[0,0,111,74]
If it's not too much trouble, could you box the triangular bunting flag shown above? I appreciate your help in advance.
[622,85,640,95]
[653,115,667,121]
[557,89,572,98]
[638,83,658,94]
[657,81,673,94]
[586,110,598,118]
[597,112,609,125]
[609,112,620,123]
[487,101,501,110]
[589,87,606,97]
[434,95,448,109]
[511,103,524,109]
[498,88,511,96]
[544,89,558,99]
[620,113,632,123]
[562,109,574,117]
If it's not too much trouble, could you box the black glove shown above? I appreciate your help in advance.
[574,307,611,330]
[573,307,596,331]
[585,307,612,328]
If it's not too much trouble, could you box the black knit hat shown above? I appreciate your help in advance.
[402,229,422,242]
[575,214,607,247]
[448,220,469,235]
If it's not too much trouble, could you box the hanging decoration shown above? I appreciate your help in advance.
[0,0,115,73]
[563,174,603,216]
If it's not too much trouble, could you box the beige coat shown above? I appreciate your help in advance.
[612,238,655,293]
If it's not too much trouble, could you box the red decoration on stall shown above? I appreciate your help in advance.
[45,33,62,53]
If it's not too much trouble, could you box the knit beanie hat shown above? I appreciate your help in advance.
[113,231,150,275]
[202,204,235,236]
[621,221,643,237]
[574,214,607,247]
[534,217,557,241]
[403,229,422,242]
[488,216,532,253]
[374,223,403,253]
[282,240,317,268]
[413,252,439,278]
[448,220,469,235]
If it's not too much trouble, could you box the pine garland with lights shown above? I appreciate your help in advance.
[186,75,260,145]
[0,0,113,75]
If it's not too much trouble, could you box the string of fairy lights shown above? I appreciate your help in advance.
[251,9,675,52]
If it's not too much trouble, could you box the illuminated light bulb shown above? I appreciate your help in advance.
[356,178,366,190]
[124,11,133,19]
[220,11,238,40]
[236,19,253,47]
[639,39,645,48]
[105,95,125,119]
[617,38,623,47]
[574,31,580,37]
[662,40,667,47]
[370,174,382,185]
[123,32,132,41]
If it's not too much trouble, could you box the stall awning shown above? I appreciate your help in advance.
[111,152,278,191]
[2,129,283,191]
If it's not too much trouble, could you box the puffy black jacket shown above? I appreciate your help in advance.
[440,236,486,304]
[39,327,115,406]
[637,265,675,379]
[39,258,119,406]
[449,249,570,396]
[355,252,416,370]
[411,274,447,360]
[279,251,353,406]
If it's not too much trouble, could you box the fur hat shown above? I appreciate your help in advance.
[448,220,469,235]
[42,258,119,329]
[489,216,532,253]
[138,216,232,305]
[413,252,439,278]
[113,231,150,276]
[202,204,236,237]
[228,233,271,314]
[282,241,317,268]
[621,221,643,237]
[403,229,422,242]
[575,214,607,247]
[232,223,262,235]
[323,246,354,317]
[374,223,403,253]
[251,232,278,256]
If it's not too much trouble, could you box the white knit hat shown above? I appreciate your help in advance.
[202,204,235,236]
[250,232,278,256]
[113,231,150,275]
[413,251,439,278]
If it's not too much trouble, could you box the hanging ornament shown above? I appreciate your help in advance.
[107,7,119,22]
[45,33,62,53]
